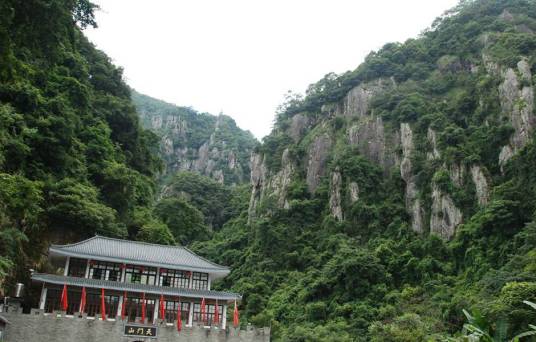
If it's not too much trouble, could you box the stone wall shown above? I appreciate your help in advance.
[2,309,270,342]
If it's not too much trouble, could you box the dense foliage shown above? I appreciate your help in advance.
[2,1,536,341]
[192,1,536,340]
[0,0,171,294]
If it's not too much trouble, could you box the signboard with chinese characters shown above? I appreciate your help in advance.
[123,324,158,339]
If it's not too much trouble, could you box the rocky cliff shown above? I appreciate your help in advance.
[192,2,536,340]
[246,6,536,240]
[132,91,258,185]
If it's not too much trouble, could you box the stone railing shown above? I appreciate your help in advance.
[1,308,270,342]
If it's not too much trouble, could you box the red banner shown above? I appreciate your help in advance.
[141,292,146,323]
[177,297,182,332]
[121,291,127,321]
[100,288,106,321]
[159,294,165,321]
[233,300,239,328]
[214,300,220,326]
[79,287,86,313]
[60,284,68,312]
[201,297,206,324]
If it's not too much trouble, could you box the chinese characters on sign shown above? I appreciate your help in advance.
[124,324,158,338]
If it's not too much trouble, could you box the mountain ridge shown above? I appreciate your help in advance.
[196,1,536,340]
[132,90,258,186]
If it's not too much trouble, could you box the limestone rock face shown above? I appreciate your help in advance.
[248,149,295,221]
[348,116,399,173]
[306,134,332,193]
[449,163,465,188]
[348,182,360,204]
[289,113,310,142]
[335,78,395,118]
[497,59,535,166]
[400,123,423,233]
[329,170,343,221]
[499,145,514,169]
[470,165,490,206]
[270,149,294,209]
[134,92,257,185]
[427,128,441,160]
[430,184,463,240]
[248,152,267,222]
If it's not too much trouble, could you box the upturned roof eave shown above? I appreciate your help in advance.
[48,247,230,276]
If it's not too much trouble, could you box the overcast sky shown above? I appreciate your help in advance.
[85,0,459,139]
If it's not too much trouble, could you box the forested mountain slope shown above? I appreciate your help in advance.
[0,0,180,295]
[195,0,536,340]
[132,91,257,185]
[2,0,536,341]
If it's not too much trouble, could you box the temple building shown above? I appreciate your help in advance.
[32,236,240,328]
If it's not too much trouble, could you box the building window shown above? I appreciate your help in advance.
[44,289,61,313]
[162,300,190,323]
[125,265,157,285]
[89,261,121,281]
[192,302,223,325]
[67,258,87,278]
[85,292,119,318]
[43,288,83,315]
[191,272,208,290]
[158,269,190,288]
[124,297,155,323]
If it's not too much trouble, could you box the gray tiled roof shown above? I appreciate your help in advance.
[49,236,229,275]
[32,273,241,301]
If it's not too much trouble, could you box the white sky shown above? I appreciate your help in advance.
[85,0,459,139]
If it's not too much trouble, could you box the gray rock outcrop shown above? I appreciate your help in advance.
[400,123,424,233]
[306,134,332,193]
[497,59,535,167]
[470,165,490,206]
[348,182,360,204]
[329,170,343,221]
[248,152,267,222]
[289,113,310,142]
[335,78,395,117]
[430,184,463,240]
[348,116,398,173]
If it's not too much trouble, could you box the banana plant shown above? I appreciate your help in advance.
[510,301,536,342]
[449,301,536,342]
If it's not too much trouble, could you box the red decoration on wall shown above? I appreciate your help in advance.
[176,297,182,332]
[159,294,165,321]
[141,292,146,323]
[79,287,86,313]
[121,291,127,321]
[60,284,68,311]
[100,288,106,321]
[89,260,95,266]
[201,297,206,324]
[214,300,220,326]
[233,300,239,328]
